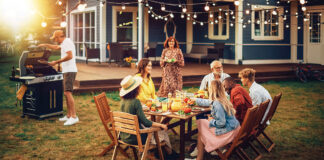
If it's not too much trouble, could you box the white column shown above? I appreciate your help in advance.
[100,3,107,62]
[290,1,298,63]
[186,0,193,53]
[235,0,243,64]
[138,2,144,61]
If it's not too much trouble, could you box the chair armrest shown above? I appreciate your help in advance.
[139,127,161,133]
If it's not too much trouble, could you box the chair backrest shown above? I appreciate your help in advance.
[253,100,270,133]
[111,111,144,152]
[225,105,259,157]
[108,42,124,62]
[94,92,111,129]
[262,93,282,126]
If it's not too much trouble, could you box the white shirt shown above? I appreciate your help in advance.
[249,82,272,123]
[60,38,77,73]
[199,72,230,90]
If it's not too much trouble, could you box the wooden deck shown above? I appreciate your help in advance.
[73,62,324,93]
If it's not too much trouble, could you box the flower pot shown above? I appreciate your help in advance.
[130,62,136,69]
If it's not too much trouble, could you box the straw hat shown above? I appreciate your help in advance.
[119,75,143,97]
[50,30,65,40]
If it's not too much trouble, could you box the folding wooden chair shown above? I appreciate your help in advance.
[111,111,164,160]
[254,93,282,152]
[213,105,261,160]
[94,92,129,157]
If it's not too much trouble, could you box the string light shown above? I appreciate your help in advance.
[230,23,234,27]
[122,3,126,10]
[272,10,277,15]
[300,0,305,5]
[245,10,250,14]
[200,22,204,26]
[182,6,187,13]
[193,21,196,25]
[302,6,306,12]
[298,26,301,30]
[193,13,197,19]
[209,13,213,18]
[170,13,174,18]
[181,14,185,18]
[286,24,289,28]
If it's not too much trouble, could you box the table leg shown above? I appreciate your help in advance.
[150,115,156,122]
[187,118,192,140]
[179,120,185,160]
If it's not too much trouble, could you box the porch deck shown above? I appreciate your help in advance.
[73,62,324,93]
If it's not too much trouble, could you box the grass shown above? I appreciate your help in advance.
[1,56,324,159]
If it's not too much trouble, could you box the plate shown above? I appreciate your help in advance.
[20,76,36,80]
[192,107,204,112]
[151,110,162,113]
[161,111,171,115]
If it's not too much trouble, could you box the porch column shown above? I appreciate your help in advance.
[100,2,107,62]
[138,1,144,61]
[290,1,298,63]
[186,0,193,53]
[235,0,243,64]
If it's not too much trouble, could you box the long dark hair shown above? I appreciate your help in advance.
[163,36,179,49]
[137,58,151,78]
[122,86,140,99]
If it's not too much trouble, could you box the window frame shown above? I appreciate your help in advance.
[70,6,97,58]
[251,5,284,41]
[208,5,230,40]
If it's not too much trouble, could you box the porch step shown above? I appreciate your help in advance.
[73,71,296,93]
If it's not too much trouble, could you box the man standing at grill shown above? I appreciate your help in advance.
[38,30,79,126]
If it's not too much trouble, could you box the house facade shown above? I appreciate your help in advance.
[65,0,324,65]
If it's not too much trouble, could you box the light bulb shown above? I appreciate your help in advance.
[170,13,174,18]
[211,21,214,24]
[60,21,67,27]
[298,26,301,30]
[309,26,312,30]
[230,11,234,15]
[164,17,168,21]
[122,4,126,10]
[193,21,196,25]
[245,10,250,14]
[300,0,305,5]
[181,14,184,18]
[215,20,218,23]
[272,10,277,15]
[243,24,246,28]
[209,13,213,18]
[78,4,87,11]
[200,22,204,26]
[182,7,187,13]
[275,22,279,25]
[248,20,251,24]
[204,3,210,11]
[234,1,240,6]
[286,24,290,28]
[58,0,62,5]
[148,10,151,13]
[155,17,158,20]
[41,21,47,27]
[138,0,143,3]
[230,23,234,27]
[218,15,222,19]
[187,17,190,20]
[264,21,268,24]
[161,4,165,11]
[285,10,288,13]
[302,6,306,12]
[193,13,197,19]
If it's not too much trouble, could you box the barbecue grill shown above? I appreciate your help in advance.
[9,48,63,119]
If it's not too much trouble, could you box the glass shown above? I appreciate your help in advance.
[310,12,321,43]
[254,11,261,36]
[213,12,219,35]
[85,12,90,27]
[162,102,168,112]
[117,12,133,42]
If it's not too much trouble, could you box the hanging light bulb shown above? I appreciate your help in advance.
[138,0,143,3]
[286,24,290,28]
[182,6,187,13]
[230,11,234,15]
[272,10,277,15]
[178,4,182,8]
[283,15,287,20]
[243,24,246,28]
[155,17,158,20]
[212,3,216,6]
[287,1,290,4]
[302,6,306,12]
[57,0,62,5]
[232,15,235,19]
[298,26,301,30]
[78,0,87,11]
[218,15,222,19]
[277,1,280,4]
[285,10,289,13]
[309,26,312,30]
[257,20,260,24]
[200,22,204,26]
[300,0,305,5]
[164,17,168,21]
[187,16,190,20]
[187,13,191,17]
[264,21,268,24]
[148,10,151,13]
[193,13,197,19]
[234,0,240,6]
[215,19,218,23]
[60,21,67,28]
[209,13,213,18]
[211,21,214,24]
[204,3,210,11]
[247,3,250,6]
[181,14,185,18]
[248,19,251,24]
[225,12,228,16]
[170,13,174,18]
[230,23,234,27]
[193,21,196,25]
[145,3,149,7]
[41,21,47,28]
[219,8,222,11]
[275,22,279,25]
[122,3,126,10]
[100,2,105,7]
[161,4,165,11]
[245,10,250,14]
[151,14,154,18]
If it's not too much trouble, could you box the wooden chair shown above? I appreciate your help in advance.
[111,111,164,160]
[213,105,261,160]
[254,93,282,152]
[94,92,129,157]
[84,44,100,64]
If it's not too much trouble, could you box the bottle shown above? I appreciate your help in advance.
[11,66,15,78]
[167,92,172,111]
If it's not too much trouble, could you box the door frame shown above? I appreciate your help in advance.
[303,5,324,65]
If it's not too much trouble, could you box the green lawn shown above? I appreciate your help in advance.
[1,56,324,159]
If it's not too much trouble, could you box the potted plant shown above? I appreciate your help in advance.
[124,56,136,68]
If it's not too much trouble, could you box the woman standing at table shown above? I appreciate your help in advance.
[192,80,240,159]
[135,58,157,104]
[157,36,185,97]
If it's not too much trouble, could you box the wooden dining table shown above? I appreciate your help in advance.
[144,106,211,160]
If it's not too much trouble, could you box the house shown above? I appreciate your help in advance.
[64,0,324,65]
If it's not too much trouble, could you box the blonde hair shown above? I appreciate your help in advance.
[209,80,236,116]
[238,68,256,82]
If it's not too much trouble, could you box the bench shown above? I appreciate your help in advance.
[184,45,214,64]
[85,46,100,64]
[184,43,225,64]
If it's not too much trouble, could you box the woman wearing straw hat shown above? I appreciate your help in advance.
[120,75,176,156]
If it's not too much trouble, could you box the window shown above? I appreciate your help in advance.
[252,5,284,40]
[208,6,229,40]
[72,9,96,57]
[116,12,133,42]
[309,12,321,43]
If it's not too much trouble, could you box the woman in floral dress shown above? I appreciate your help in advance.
[157,36,185,97]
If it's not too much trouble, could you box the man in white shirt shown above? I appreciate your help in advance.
[199,60,230,91]
[238,68,272,124]
[39,30,79,126]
